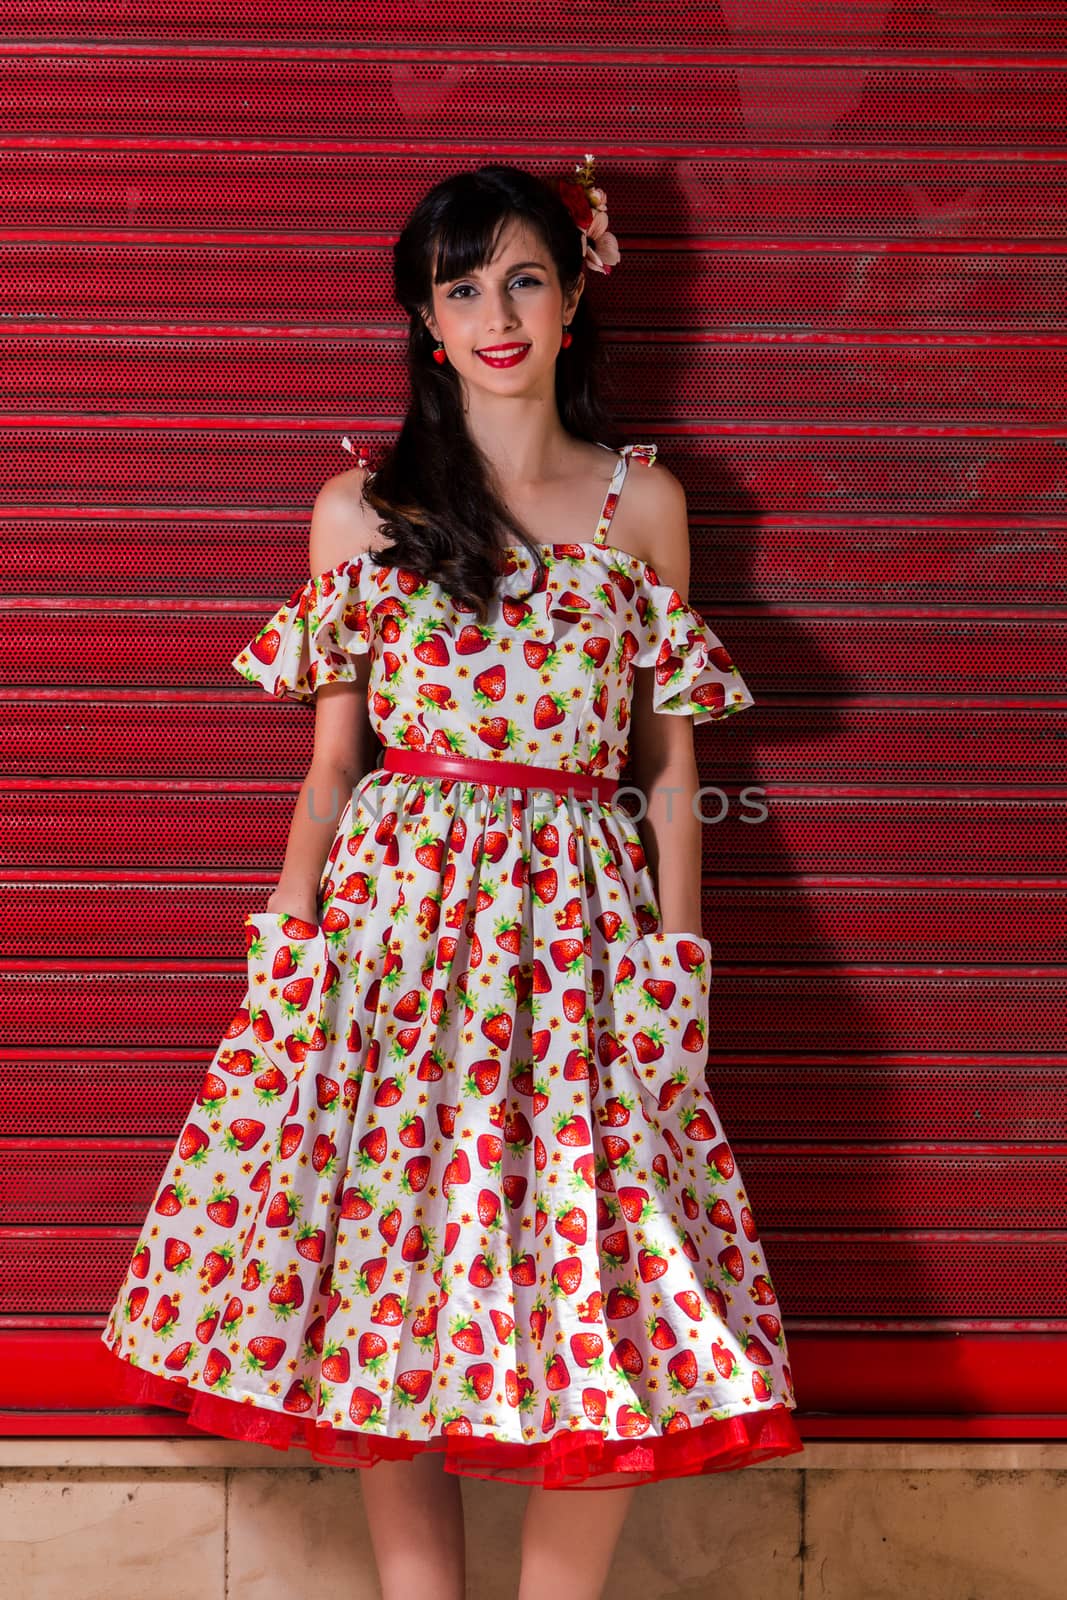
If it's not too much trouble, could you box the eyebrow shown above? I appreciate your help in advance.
[444,260,547,280]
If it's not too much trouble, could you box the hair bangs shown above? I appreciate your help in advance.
[430,201,521,287]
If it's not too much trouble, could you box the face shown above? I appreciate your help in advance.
[423,216,583,389]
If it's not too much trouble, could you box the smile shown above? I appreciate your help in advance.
[475,345,531,367]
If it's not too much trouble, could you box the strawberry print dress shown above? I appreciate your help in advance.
[101,441,804,1489]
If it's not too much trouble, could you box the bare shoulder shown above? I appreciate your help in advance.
[613,454,691,589]
[308,466,389,578]
[627,454,687,522]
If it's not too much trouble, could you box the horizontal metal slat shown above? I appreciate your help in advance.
[3,880,1065,964]
[1,430,1065,516]
[0,243,1064,331]
[4,517,1066,607]
[5,57,1067,146]
[1,967,1065,1052]
[2,333,1067,425]
[4,151,1065,239]
[1,790,1066,875]
[6,1140,1067,1231]
[5,1229,1067,1318]
[2,703,1063,786]
[4,608,1064,700]
[6,1058,1066,1142]
[6,5,1067,52]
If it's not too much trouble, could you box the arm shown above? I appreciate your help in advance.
[265,468,382,921]
[625,468,707,939]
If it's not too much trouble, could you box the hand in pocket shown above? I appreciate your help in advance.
[609,930,712,1108]
[243,911,328,1073]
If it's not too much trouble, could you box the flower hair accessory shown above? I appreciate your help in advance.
[556,153,620,276]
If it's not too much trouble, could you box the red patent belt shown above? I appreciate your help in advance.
[382,746,619,804]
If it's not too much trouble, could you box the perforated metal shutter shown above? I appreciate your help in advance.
[2,4,1066,1443]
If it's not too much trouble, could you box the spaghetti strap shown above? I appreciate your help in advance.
[591,441,659,547]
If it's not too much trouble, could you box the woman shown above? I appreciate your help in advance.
[102,159,804,1599]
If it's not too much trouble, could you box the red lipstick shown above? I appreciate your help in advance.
[475,344,531,368]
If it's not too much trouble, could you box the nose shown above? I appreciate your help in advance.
[482,287,520,334]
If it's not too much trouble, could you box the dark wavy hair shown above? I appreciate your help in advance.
[358,162,623,622]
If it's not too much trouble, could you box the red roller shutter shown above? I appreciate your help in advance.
[2,3,1066,1444]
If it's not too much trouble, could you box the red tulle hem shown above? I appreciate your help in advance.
[103,1338,805,1490]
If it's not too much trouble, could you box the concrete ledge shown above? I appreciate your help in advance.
[3,1437,1067,1469]
[5,1444,1067,1599]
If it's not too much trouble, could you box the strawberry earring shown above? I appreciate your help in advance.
[432,341,447,364]
[561,324,573,349]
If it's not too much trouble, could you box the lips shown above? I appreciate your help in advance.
[475,343,531,368]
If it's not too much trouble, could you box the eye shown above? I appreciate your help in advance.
[447,275,542,299]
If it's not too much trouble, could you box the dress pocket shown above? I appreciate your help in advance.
[610,930,713,1107]
[243,911,328,1072]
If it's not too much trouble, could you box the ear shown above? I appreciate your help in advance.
[564,274,585,323]
[420,299,440,341]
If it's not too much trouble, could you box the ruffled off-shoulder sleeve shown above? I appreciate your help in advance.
[630,574,756,724]
[231,557,373,705]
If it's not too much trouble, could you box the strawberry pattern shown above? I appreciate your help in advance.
[101,444,803,1488]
